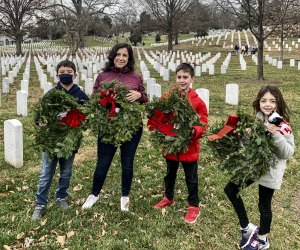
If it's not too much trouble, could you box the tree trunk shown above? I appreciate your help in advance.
[257,39,264,81]
[280,25,284,61]
[174,32,179,44]
[15,35,22,56]
[168,32,173,51]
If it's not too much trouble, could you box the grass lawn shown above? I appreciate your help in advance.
[0,33,299,249]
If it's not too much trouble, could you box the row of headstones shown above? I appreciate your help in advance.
[2,56,31,116]
[265,55,300,69]
[3,83,240,168]
[265,38,300,51]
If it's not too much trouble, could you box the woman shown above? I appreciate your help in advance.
[82,43,148,211]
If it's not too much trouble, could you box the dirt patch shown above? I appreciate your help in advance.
[74,145,97,164]
[292,190,300,222]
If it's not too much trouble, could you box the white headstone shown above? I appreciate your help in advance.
[4,119,23,167]
[221,65,227,74]
[154,84,161,98]
[84,78,94,95]
[277,61,283,69]
[163,69,169,81]
[290,59,295,67]
[21,79,29,93]
[226,83,239,105]
[2,77,10,93]
[195,88,209,113]
[195,66,201,77]
[43,82,52,94]
[17,90,28,116]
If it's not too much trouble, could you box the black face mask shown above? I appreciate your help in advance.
[59,74,73,85]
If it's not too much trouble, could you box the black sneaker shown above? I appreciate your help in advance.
[31,205,46,221]
[56,198,69,210]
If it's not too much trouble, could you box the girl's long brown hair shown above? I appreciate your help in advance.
[252,85,290,122]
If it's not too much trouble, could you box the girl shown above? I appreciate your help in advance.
[224,86,295,250]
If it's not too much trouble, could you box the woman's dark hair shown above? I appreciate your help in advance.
[103,43,135,72]
[252,85,290,121]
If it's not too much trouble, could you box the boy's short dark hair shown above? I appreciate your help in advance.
[175,63,194,77]
[56,60,76,73]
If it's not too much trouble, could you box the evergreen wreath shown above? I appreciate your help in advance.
[34,89,86,159]
[84,81,144,146]
[146,88,202,155]
[207,109,277,187]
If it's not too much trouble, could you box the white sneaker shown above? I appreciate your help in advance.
[82,194,99,209]
[120,196,130,211]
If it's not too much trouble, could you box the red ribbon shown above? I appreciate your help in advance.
[147,110,177,136]
[99,90,117,117]
[61,109,85,128]
[207,114,239,141]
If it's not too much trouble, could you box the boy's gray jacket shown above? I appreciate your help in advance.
[256,112,295,189]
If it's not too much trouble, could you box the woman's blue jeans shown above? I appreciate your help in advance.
[91,127,143,197]
[35,152,75,206]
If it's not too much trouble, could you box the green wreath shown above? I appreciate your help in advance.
[34,89,86,159]
[207,109,276,187]
[84,81,144,146]
[146,89,202,155]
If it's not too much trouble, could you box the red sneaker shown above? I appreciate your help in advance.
[184,205,200,223]
[153,196,174,209]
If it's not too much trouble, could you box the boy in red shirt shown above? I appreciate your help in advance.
[153,63,208,223]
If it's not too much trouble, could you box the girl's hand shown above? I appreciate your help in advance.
[266,123,277,135]
[126,90,141,102]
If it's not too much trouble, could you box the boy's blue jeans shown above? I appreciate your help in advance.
[91,127,143,197]
[35,152,75,206]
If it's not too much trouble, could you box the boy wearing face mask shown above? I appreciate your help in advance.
[31,60,89,220]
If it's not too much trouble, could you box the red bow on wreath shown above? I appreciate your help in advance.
[147,110,178,136]
[207,114,239,141]
[99,90,117,117]
[61,109,85,128]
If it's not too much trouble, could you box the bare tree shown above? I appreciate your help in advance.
[217,0,295,80]
[0,0,50,55]
[53,0,119,54]
[140,0,194,51]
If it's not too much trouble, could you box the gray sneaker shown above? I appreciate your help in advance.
[31,205,45,221]
[57,198,69,210]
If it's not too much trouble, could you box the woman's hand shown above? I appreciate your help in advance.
[126,90,141,102]
[266,123,277,135]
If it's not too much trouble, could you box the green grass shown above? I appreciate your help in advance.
[0,33,299,249]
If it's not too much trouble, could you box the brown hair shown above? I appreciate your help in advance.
[252,85,290,121]
[175,63,194,77]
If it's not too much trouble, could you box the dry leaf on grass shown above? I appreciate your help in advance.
[0,191,10,196]
[73,184,83,191]
[67,231,75,238]
[16,232,25,239]
[57,235,66,247]
[162,208,167,215]
[39,235,46,242]
[3,245,10,250]
[40,218,47,226]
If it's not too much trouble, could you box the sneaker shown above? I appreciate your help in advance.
[57,198,68,210]
[184,205,200,223]
[153,196,174,209]
[243,234,270,250]
[240,223,258,248]
[31,205,46,221]
[81,194,99,209]
[120,196,130,211]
